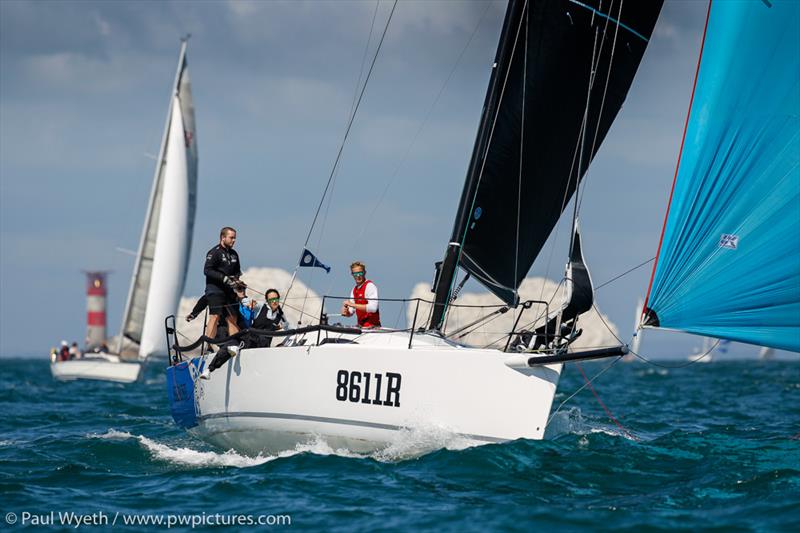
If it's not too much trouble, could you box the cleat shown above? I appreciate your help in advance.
[199,368,211,380]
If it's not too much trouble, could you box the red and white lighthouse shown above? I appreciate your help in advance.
[85,271,108,349]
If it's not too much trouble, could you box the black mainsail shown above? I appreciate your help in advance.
[430,0,663,330]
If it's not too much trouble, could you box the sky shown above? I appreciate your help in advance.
[0,0,786,359]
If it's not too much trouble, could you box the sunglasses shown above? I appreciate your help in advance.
[267,297,280,303]
[351,271,365,278]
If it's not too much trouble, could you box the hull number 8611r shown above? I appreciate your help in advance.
[336,370,401,407]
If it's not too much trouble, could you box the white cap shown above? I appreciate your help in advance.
[61,340,68,346]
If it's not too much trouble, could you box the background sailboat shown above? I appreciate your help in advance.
[643,0,799,355]
[687,338,728,363]
[51,40,198,383]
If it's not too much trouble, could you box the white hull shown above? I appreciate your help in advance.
[169,331,562,455]
[50,355,141,383]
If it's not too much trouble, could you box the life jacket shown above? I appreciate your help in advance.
[353,280,381,328]
[59,346,70,361]
[253,305,285,331]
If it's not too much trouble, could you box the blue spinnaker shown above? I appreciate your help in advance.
[646,0,800,352]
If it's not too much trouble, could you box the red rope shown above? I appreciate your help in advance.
[576,363,637,441]
[643,0,713,313]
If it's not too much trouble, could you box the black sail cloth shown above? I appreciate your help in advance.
[433,0,663,321]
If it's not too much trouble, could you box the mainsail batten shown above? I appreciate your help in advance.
[645,0,800,352]
[431,0,662,328]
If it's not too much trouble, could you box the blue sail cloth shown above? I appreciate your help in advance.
[647,0,800,352]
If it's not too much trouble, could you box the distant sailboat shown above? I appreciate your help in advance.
[687,338,728,363]
[644,0,800,355]
[51,40,198,383]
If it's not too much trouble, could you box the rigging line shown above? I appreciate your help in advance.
[577,0,623,215]
[514,4,529,303]
[539,4,606,306]
[285,0,398,302]
[305,0,398,245]
[590,300,722,369]
[593,256,654,292]
[547,355,622,424]
[445,0,530,321]
[568,7,605,252]
[644,0,713,313]
[576,361,637,440]
[301,0,397,249]
[349,0,493,255]
[481,278,568,348]
[350,1,382,119]
[453,309,507,343]
[313,0,379,305]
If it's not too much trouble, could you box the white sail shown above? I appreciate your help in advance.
[758,347,775,360]
[119,42,197,360]
[138,95,191,358]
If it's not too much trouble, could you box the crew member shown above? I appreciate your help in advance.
[341,261,381,328]
[202,227,243,345]
[58,341,70,361]
[199,289,288,380]
[69,342,82,360]
[248,288,289,348]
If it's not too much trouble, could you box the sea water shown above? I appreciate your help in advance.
[1,358,797,531]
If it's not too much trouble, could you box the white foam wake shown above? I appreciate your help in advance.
[89,425,487,467]
[373,425,481,462]
[545,408,638,441]
[91,429,273,468]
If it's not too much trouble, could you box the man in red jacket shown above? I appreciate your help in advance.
[341,261,381,328]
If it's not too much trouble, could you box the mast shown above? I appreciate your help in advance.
[430,1,524,331]
[117,38,190,354]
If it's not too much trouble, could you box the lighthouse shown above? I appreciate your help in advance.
[85,271,109,349]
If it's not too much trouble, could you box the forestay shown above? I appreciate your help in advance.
[644,0,800,352]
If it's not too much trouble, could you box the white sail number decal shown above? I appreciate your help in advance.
[336,370,401,407]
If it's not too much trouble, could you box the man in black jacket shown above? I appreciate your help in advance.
[203,226,243,345]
